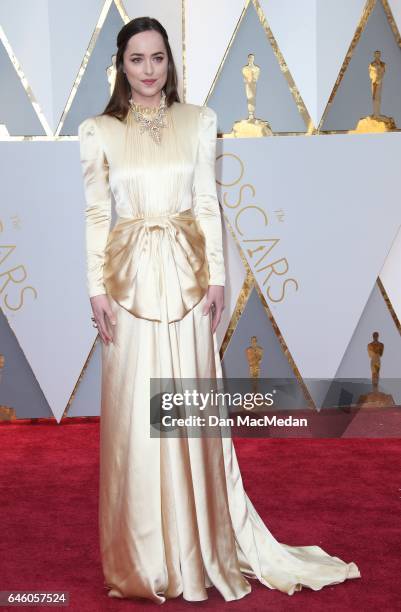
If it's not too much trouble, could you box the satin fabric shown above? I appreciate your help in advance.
[78,102,361,604]
[78,101,225,301]
[99,292,360,604]
[103,209,209,322]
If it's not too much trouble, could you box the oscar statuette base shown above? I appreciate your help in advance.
[356,390,395,409]
[352,114,397,133]
[227,118,273,138]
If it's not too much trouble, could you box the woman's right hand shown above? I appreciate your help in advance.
[90,294,116,345]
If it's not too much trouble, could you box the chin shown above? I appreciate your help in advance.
[139,87,159,96]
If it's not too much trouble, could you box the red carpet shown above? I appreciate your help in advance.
[1,419,400,611]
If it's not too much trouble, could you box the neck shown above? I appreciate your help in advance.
[130,90,162,109]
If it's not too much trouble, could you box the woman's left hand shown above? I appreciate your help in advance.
[202,285,225,334]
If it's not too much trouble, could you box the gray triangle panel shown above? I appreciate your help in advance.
[208,2,306,134]
[61,3,125,135]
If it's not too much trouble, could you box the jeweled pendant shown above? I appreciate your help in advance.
[128,90,168,144]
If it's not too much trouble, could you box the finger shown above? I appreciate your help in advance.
[99,329,108,345]
[212,308,222,334]
[94,321,106,345]
[92,309,110,345]
[105,306,117,326]
[99,312,113,344]
[104,312,115,342]
[211,310,222,334]
[97,321,109,345]
[202,300,212,316]
[209,303,218,323]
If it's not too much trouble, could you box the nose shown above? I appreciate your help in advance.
[143,59,154,75]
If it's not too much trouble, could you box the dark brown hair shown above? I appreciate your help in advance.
[101,16,180,121]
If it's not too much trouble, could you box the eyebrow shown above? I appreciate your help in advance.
[129,51,165,57]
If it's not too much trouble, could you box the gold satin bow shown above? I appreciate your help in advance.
[103,209,210,322]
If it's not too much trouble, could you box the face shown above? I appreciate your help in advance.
[123,29,168,105]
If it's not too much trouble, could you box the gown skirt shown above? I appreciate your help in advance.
[99,290,361,604]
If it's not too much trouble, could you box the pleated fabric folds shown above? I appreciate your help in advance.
[99,293,360,604]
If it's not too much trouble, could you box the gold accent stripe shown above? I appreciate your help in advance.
[377,276,401,336]
[182,0,187,102]
[114,0,130,22]
[220,275,254,358]
[220,213,317,410]
[253,280,316,410]
[317,0,376,133]
[221,131,314,138]
[381,0,401,47]
[205,1,248,106]
[219,218,256,358]
[0,25,53,137]
[55,0,114,136]
[64,4,129,420]
[62,336,100,418]
[253,0,314,134]
[0,136,78,142]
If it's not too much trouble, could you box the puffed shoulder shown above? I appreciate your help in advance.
[78,116,97,137]
[197,105,218,147]
[199,105,217,126]
[78,117,103,160]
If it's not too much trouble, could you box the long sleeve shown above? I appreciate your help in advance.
[192,105,226,286]
[78,117,111,297]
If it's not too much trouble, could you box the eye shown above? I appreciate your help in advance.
[131,58,141,63]
[154,56,164,62]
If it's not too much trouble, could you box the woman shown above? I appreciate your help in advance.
[78,16,361,605]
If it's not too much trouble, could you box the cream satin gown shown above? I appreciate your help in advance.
[78,101,361,604]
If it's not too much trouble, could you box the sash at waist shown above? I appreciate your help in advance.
[103,208,209,322]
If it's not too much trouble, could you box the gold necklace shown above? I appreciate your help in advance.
[128,90,168,144]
